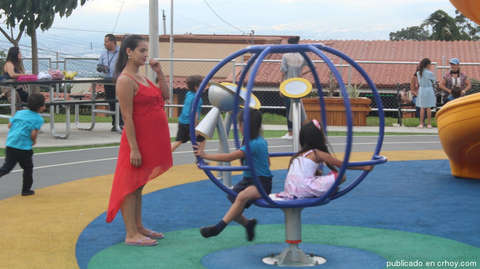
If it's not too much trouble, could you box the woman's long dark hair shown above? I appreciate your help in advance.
[289,120,337,172]
[6,47,24,73]
[114,35,146,80]
[418,58,431,77]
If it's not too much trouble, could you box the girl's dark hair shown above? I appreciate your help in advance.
[27,93,45,112]
[114,35,146,80]
[186,75,203,92]
[6,47,24,73]
[289,120,337,172]
[418,58,431,77]
[238,109,262,140]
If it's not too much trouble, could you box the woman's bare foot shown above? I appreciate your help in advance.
[124,233,158,246]
[138,227,165,239]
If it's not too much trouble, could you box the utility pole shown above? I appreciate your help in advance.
[162,9,167,35]
[169,0,174,117]
[148,0,160,82]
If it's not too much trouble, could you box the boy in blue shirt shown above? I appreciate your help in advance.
[171,75,206,152]
[0,93,45,196]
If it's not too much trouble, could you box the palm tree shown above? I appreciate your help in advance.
[423,10,461,41]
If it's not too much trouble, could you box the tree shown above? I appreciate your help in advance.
[389,26,430,41]
[454,11,480,40]
[423,10,461,41]
[0,0,89,74]
[389,9,479,41]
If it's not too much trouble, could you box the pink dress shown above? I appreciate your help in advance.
[277,150,337,199]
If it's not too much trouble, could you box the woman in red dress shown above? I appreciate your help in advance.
[106,35,172,246]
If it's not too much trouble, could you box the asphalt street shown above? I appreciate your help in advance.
[0,135,442,199]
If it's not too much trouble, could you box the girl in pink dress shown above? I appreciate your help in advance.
[278,119,372,199]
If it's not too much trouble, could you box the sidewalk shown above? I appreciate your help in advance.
[0,123,438,148]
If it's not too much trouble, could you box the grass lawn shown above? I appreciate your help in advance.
[0,112,433,127]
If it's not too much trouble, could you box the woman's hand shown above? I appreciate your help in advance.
[130,149,142,167]
[363,165,373,171]
[149,59,163,74]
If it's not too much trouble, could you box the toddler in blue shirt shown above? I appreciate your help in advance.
[0,93,45,196]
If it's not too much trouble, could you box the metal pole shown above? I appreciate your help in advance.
[148,0,160,82]
[169,0,174,117]
[162,9,167,35]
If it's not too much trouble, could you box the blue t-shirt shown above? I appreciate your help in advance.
[6,110,44,150]
[178,91,202,124]
[240,136,272,178]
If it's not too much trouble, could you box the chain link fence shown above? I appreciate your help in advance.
[2,57,479,120]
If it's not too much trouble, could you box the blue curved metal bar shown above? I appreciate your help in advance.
[232,52,261,150]
[198,165,250,171]
[189,47,249,154]
[241,46,278,207]
[299,50,328,133]
[348,155,388,167]
[274,44,353,207]
[316,45,385,157]
[269,152,295,157]
[314,45,386,200]
[243,44,356,208]
[189,43,387,209]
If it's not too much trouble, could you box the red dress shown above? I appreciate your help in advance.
[106,77,172,223]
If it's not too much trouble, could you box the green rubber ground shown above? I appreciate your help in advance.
[88,224,480,269]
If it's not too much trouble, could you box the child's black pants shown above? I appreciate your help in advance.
[0,147,34,192]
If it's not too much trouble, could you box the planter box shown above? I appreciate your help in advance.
[303,97,371,126]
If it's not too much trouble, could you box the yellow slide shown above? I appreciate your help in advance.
[437,93,480,179]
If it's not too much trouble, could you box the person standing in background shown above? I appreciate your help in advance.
[98,34,123,131]
[438,58,471,102]
[280,36,308,139]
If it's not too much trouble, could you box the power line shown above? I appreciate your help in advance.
[202,0,246,34]
[112,0,126,33]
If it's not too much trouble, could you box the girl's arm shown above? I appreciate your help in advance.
[149,59,169,100]
[117,75,142,167]
[4,62,23,78]
[410,75,418,96]
[314,149,373,171]
[31,129,39,146]
[193,145,245,162]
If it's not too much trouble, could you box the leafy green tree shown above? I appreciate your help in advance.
[454,11,480,40]
[389,9,479,41]
[389,26,430,41]
[423,10,461,41]
[0,0,89,74]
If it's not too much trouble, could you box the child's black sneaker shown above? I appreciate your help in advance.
[21,190,35,196]
[200,225,221,238]
[245,219,257,241]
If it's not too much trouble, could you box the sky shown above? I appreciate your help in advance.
[0,0,459,58]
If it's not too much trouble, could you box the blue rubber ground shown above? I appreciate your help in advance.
[76,160,480,269]
[202,243,386,269]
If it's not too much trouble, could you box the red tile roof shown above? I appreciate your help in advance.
[228,40,480,88]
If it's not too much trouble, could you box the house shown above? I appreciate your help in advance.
[115,34,480,115]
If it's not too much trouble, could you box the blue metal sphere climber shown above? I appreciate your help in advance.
[189,43,387,209]
[189,43,388,266]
